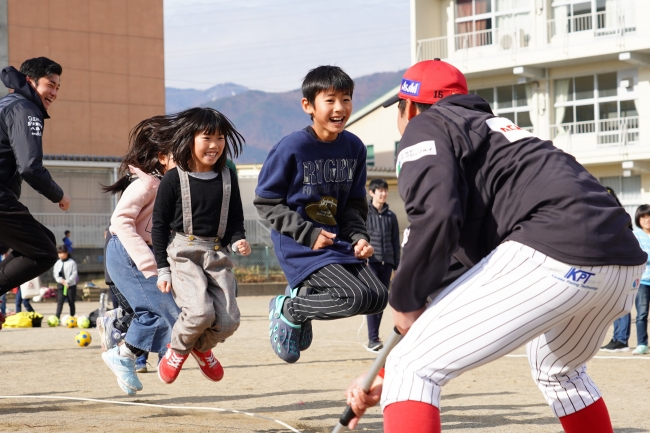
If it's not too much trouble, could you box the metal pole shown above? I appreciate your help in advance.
[331,328,402,433]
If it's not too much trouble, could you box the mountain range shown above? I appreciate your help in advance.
[165,70,405,163]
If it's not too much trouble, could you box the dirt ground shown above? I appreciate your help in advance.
[0,296,648,433]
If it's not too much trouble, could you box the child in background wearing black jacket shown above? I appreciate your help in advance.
[365,178,400,352]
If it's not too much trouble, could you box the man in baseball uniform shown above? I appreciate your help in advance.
[345,59,646,433]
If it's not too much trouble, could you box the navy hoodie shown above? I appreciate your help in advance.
[0,66,63,204]
[255,129,368,287]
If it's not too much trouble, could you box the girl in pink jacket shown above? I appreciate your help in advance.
[100,116,181,396]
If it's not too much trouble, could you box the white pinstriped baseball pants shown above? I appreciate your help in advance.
[382,241,643,417]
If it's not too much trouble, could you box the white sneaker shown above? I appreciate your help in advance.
[97,310,124,352]
[633,344,649,355]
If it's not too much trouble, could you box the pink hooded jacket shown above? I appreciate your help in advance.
[109,166,159,279]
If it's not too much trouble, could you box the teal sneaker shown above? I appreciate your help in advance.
[269,295,301,363]
[284,285,313,351]
[101,346,143,392]
[633,344,649,355]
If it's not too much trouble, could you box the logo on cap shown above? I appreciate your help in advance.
[400,79,421,96]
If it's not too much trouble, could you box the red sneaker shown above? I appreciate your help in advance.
[157,344,188,384]
[191,348,224,382]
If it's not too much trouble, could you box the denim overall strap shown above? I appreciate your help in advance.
[217,167,231,240]
[177,168,193,236]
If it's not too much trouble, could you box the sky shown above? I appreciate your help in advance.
[163,0,411,92]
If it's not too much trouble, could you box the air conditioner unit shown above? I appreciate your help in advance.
[499,34,513,49]
[499,31,530,49]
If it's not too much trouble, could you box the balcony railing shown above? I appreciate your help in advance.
[549,116,639,146]
[417,28,530,61]
[417,4,637,62]
[455,28,492,50]
[417,35,448,61]
[548,9,636,41]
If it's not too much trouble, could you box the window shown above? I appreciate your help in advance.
[367,145,375,167]
[470,84,533,129]
[599,175,641,202]
[455,0,532,49]
[552,0,607,34]
[600,175,642,220]
[456,0,492,47]
[553,71,638,143]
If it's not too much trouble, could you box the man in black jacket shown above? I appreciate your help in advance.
[365,178,400,352]
[344,60,646,433]
[0,57,71,315]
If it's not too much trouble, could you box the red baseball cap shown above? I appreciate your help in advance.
[383,59,468,107]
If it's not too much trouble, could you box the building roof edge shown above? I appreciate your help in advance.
[347,85,400,127]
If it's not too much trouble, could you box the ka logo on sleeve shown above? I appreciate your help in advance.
[396,141,437,177]
[27,116,43,136]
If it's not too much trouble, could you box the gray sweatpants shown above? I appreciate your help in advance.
[167,232,240,354]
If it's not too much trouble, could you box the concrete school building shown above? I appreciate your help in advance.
[0,0,165,250]
[347,0,650,220]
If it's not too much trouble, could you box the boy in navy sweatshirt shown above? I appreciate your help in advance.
[254,66,388,363]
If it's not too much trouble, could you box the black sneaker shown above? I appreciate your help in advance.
[600,339,630,352]
[367,340,384,353]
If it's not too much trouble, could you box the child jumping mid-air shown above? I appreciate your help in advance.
[254,65,388,363]
[152,107,251,384]
[101,115,180,396]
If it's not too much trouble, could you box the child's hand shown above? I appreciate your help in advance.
[354,239,374,259]
[157,280,172,293]
[233,239,251,256]
[312,229,336,250]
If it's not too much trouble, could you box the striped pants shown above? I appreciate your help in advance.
[382,241,643,417]
[285,263,388,322]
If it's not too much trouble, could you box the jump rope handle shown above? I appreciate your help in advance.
[331,327,403,433]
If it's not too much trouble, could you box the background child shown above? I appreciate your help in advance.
[632,204,650,355]
[53,245,76,319]
[600,187,633,352]
[0,246,7,324]
[152,107,250,385]
[254,65,388,363]
[365,178,400,352]
[101,115,181,396]
[14,282,35,314]
[62,230,73,253]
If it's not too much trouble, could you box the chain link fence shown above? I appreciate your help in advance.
[231,245,286,283]
[30,213,287,283]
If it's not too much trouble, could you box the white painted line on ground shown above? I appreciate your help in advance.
[506,354,650,360]
[0,395,302,432]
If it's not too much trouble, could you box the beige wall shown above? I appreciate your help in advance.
[347,103,401,169]
[7,0,164,156]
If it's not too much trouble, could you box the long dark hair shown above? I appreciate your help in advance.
[102,115,175,195]
[170,108,244,173]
